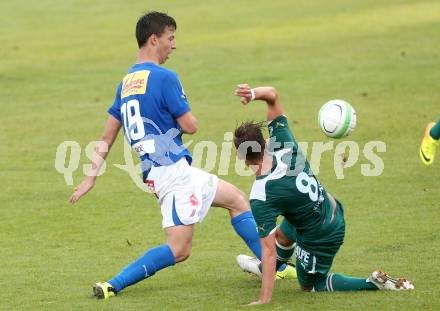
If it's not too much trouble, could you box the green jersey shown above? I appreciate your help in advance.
[250,115,344,254]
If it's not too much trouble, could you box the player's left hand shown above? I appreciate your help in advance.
[235,84,252,105]
[69,178,96,204]
[244,299,269,306]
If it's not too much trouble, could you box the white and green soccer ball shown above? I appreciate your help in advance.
[318,99,356,138]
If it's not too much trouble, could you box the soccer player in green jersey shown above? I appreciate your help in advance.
[420,120,440,165]
[233,84,414,305]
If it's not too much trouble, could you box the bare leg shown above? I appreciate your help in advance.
[211,178,261,258]
[165,225,194,263]
[211,179,249,217]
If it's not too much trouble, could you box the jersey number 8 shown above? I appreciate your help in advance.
[296,171,319,202]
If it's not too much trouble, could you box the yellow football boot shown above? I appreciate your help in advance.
[420,122,438,166]
[92,282,117,299]
[237,255,297,280]
[276,264,297,280]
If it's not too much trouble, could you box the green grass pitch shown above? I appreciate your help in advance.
[1,0,439,310]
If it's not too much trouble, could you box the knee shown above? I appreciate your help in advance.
[233,190,249,212]
[275,228,293,247]
[175,249,191,262]
[169,242,192,263]
[237,189,247,201]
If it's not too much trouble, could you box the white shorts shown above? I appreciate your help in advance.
[145,158,218,228]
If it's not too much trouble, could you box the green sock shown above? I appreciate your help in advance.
[258,240,295,272]
[429,119,440,140]
[314,273,378,291]
[275,240,295,270]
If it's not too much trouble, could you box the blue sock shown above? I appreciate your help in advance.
[108,244,176,293]
[231,211,262,259]
[231,211,288,272]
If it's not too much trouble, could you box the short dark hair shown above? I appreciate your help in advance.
[136,11,177,48]
[234,121,266,163]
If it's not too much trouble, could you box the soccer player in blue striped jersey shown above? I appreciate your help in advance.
[69,12,293,300]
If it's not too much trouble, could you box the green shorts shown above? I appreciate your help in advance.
[280,221,338,287]
[294,244,338,288]
[279,200,345,288]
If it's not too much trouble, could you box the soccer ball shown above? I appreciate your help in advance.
[318,99,356,138]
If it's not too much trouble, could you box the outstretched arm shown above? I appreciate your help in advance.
[69,115,121,204]
[247,233,277,305]
[235,84,283,121]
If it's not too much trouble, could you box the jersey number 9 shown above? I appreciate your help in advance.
[121,99,145,141]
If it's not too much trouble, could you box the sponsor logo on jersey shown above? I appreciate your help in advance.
[121,70,150,99]
[258,224,266,232]
[132,139,155,156]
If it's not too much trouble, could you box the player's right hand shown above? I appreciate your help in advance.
[69,178,96,204]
